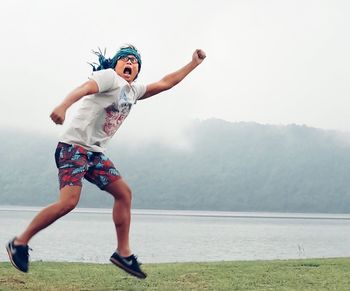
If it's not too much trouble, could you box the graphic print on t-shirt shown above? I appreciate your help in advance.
[104,89,132,136]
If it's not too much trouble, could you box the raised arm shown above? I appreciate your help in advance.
[139,49,206,100]
[50,80,99,125]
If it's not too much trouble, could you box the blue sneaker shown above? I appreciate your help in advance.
[110,251,147,279]
[6,237,31,273]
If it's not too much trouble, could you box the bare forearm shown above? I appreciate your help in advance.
[50,80,98,125]
[59,84,91,110]
[162,60,199,88]
[140,49,206,100]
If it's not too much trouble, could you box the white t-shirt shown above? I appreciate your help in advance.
[60,69,146,152]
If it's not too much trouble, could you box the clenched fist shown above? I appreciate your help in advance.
[50,105,66,125]
[193,49,206,65]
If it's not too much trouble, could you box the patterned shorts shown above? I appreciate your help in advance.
[54,142,121,190]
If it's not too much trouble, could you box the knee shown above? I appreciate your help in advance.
[121,188,132,203]
[58,198,78,215]
[116,188,132,205]
[105,180,132,204]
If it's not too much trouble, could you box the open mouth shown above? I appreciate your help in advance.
[123,67,132,76]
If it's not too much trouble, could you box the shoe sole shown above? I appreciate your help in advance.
[6,243,27,273]
[110,257,146,279]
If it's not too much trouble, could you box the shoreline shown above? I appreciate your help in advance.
[1,205,350,220]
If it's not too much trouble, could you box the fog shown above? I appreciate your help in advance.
[1,0,350,144]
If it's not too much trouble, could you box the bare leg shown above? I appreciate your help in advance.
[104,179,132,257]
[15,186,82,245]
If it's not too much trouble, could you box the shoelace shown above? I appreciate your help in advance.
[26,247,33,262]
[134,255,142,266]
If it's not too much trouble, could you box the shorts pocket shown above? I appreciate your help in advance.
[54,145,63,168]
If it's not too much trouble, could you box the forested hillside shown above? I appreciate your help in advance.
[1,119,350,213]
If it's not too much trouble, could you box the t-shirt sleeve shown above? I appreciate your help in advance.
[88,69,116,93]
[134,83,147,103]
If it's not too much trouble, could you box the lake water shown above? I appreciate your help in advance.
[1,206,350,264]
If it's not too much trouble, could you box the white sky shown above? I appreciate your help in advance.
[1,0,350,142]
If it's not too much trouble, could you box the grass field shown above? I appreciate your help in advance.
[0,258,349,290]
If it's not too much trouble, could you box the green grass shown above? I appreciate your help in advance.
[0,258,349,291]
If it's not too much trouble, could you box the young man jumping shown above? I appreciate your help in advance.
[6,45,206,279]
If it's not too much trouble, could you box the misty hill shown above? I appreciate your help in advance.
[1,119,350,213]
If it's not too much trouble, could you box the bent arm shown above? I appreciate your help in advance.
[50,79,99,125]
[139,49,206,100]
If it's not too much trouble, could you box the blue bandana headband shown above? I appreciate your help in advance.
[90,46,142,73]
